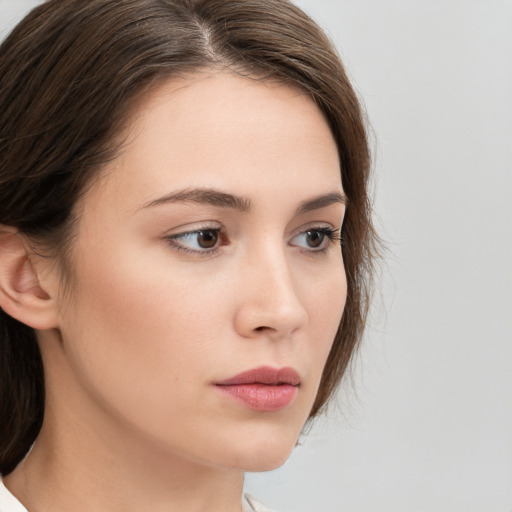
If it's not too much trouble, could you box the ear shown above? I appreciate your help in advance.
[0,225,59,330]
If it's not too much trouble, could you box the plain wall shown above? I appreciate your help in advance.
[1,1,511,511]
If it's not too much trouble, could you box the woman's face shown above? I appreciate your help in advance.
[47,72,346,472]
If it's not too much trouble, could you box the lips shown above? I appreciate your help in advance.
[215,366,300,412]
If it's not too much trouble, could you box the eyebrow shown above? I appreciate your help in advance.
[141,188,251,212]
[140,188,346,214]
[296,191,347,215]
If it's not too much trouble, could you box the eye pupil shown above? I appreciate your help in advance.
[197,230,218,248]
[306,230,324,248]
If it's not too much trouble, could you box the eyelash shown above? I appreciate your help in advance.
[163,225,343,256]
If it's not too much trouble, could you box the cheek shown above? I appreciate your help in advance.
[57,245,227,422]
[306,259,346,334]
[69,236,223,335]
[297,260,347,386]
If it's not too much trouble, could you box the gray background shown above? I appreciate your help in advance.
[1,1,511,511]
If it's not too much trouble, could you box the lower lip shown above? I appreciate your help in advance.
[215,383,298,412]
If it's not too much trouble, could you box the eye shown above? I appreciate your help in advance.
[165,228,222,253]
[290,227,341,252]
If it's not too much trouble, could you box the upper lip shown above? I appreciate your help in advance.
[216,366,301,386]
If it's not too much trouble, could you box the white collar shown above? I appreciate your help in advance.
[0,478,28,512]
[243,493,276,512]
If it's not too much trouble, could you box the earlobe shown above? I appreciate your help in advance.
[0,225,59,330]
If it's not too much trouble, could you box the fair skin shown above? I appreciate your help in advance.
[2,71,346,512]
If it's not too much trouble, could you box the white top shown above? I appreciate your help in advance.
[243,493,276,512]
[0,478,275,512]
[0,481,25,512]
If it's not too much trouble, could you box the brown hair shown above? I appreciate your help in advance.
[0,0,377,475]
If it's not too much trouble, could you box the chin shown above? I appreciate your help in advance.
[241,453,291,473]
[208,400,314,472]
[214,426,300,473]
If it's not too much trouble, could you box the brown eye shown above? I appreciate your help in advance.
[305,230,325,248]
[196,230,218,248]
[166,228,222,253]
[290,227,339,252]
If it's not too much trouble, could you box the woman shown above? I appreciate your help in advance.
[0,0,377,511]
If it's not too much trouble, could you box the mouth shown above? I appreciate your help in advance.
[214,366,300,412]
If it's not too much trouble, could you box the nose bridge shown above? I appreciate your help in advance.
[235,234,308,338]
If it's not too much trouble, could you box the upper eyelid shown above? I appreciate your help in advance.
[166,227,222,243]
[289,221,339,236]
[164,221,223,236]
[170,228,218,238]
[290,226,341,243]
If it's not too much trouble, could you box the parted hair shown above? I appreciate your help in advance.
[0,0,378,476]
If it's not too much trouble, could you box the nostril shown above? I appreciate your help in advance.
[235,294,307,339]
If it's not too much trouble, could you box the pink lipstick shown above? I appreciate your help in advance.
[215,366,300,412]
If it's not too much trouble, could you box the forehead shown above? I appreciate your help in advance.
[83,71,342,215]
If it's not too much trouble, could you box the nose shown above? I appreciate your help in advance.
[233,245,308,340]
